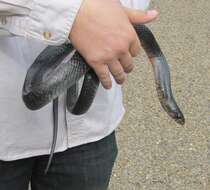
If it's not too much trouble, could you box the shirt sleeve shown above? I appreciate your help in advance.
[121,0,151,10]
[0,0,83,45]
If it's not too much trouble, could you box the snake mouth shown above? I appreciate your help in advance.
[176,118,185,125]
[169,111,185,125]
[159,98,185,125]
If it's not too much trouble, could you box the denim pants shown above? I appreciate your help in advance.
[0,132,118,190]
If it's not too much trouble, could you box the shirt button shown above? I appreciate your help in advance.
[43,32,52,40]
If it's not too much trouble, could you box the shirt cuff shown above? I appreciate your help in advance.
[4,0,83,45]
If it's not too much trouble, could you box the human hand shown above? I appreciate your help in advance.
[69,0,158,89]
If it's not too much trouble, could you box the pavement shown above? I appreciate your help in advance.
[109,0,210,189]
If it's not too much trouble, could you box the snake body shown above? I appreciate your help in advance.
[134,24,185,125]
[22,24,185,173]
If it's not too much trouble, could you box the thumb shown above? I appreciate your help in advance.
[123,7,158,24]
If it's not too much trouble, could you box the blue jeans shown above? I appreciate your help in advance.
[0,132,118,190]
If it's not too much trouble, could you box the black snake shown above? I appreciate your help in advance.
[22,24,185,173]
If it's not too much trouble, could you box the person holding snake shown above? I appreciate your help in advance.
[0,0,162,189]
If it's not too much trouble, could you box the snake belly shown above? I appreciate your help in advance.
[22,24,185,173]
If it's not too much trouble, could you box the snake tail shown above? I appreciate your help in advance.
[44,97,58,174]
[134,24,185,125]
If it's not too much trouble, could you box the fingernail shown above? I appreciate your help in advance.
[146,10,158,17]
[105,85,112,89]
[103,82,112,89]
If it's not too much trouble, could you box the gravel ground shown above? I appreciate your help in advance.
[109,0,210,190]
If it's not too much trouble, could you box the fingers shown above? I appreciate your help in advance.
[94,64,112,89]
[108,60,126,85]
[129,34,141,57]
[123,8,159,24]
[106,53,134,85]
[92,53,134,89]
[69,0,159,90]
[119,53,134,73]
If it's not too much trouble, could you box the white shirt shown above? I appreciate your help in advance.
[0,0,150,161]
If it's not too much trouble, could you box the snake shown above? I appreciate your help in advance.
[22,24,185,173]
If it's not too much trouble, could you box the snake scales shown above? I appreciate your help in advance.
[22,24,185,173]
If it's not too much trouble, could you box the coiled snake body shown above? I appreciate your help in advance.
[22,24,185,173]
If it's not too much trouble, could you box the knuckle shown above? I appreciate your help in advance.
[86,55,99,65]
[109,35,129,55]
[131,46,141,57]
[98,71,109,81]
[114,70,124,78]
[101,77,112,89]
[126,28,136,42]
[98,46,115,62]
[116,41,128,55]
[130,41,141,57]
[104,51,115,62]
